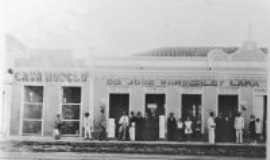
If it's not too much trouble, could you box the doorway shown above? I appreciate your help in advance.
[218,95,238,142]
[109,94,129,138]
[263,95,267,140]
[144,94,165,140]
[181,94,202,138]
[218,95,238,117]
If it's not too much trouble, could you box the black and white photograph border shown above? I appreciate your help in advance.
[0,0,270,160]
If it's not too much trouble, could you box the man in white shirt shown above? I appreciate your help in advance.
[234,112,245,143]
[119,111,129,140]
[207,112,216,144]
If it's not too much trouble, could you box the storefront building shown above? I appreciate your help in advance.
[5,41,267,139]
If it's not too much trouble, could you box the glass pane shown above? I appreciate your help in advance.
[24,86,43,103]
[24,104,42,119]
[62,87,81,103]
[62,105,80,120]
[23,121,42,135]
[61,121,80,135]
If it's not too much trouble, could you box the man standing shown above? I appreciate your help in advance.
[167,112,177,141]
[234,112,245,143]
[135,111,144,141]
[207,112,216,144]
[215,113,222,142]
[99,108,107,140]
[249,115,256,143]
[119,111,129,140]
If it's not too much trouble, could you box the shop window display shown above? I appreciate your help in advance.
[23,86,43,135]
[61,87,81,135]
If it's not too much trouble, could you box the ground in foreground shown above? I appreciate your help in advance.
[0,152,264,160]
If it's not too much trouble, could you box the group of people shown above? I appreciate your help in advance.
[53,109,107,140]
[117,111,154,141]
[207,112,264,144]
[52,109,264,144]
[117,111,202,141]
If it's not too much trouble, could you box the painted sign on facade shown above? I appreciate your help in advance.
[14,71,89,83]
[107,78,265,88]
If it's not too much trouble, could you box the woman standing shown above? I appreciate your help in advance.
[184,116,193,141]
[177,118,184,141]
[129,111,136,141]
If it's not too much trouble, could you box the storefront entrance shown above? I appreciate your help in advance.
[109,94,129,138]
[217,95,238,142]
[144,94,165,140]
[181,94,202,138]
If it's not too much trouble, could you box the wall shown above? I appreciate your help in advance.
[239,87,253,128]
[130,88,144,114]
[166,88,180,118]
[9,84,21,135]
[202,87,217,134]
[9,81,89,136]
[93,78,107,130]
[43,85,59,136]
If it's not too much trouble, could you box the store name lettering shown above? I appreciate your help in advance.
[107,79,261,88]
[14,71,88,82]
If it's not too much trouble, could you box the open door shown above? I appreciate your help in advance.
[144,94,165,140]
[109,94,129,138]
[181,94,202,139]
[218,95,238,142]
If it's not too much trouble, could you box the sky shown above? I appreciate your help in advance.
[4,0,270,57]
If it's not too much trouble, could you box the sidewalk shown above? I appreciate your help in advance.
[0,136,265,157]
[0,136,265,147]
[0,152,264,160]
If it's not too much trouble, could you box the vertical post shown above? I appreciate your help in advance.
[267,48,270,160]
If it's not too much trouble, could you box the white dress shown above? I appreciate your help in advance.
[129,122,135,141]
[255,121,262,134]
[184,121,193,134]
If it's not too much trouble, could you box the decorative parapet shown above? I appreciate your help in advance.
[231,41,266,61]
[208,49,230,61]
[207,41,266,62]
[208,41,266,62]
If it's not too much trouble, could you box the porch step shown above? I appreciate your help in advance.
[0,139,265,158]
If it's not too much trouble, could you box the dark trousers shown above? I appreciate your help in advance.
[99,127,106,140]
[167,129,176,141]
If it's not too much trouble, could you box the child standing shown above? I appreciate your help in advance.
[129,122,135,141]
[84,112,92,140]
[53,114,62,140]
[184,116,193,141]
[177,118,184,141]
